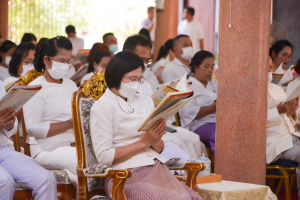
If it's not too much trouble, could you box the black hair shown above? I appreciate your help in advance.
[21,33,37,43]
[294,58,300,75]
[102,33,114,44]
[156,39,173,62]
[105,51,145,90]
[185,7,195,16]
[0,40,17,63]
[33,36,72,72]
[9,42,36,77]
[88,51,111,73]
[173,34,189,48]
[139,28,151,41]
[190,50,214,74]
[65,25,76,34]
[269,40,293,59]
[148,6,154,12]
[123,35,152,51]
[37,38,48,46]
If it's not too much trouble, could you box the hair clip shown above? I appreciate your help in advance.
[56,36,60,40]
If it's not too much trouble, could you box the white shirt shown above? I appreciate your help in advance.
[80,72,94,85]
[143,70,159,92]
[0,66,11,81]
[90,88,165,169]
[138,80,153,96]
[66,65,76,78]
[0,80,18,147]
[152,58,166,74]
[23,76,77,156]
[68,37,84,57]
[177,19,204,52]
[179,76,217,131]
[266,83,298,164]
[3,77,19,88]
[140,17,155,41]
[161,58,191,83]
[286,76,300,126]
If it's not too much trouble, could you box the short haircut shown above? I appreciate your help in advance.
[173,34,189,47]
[9,42,36,77]
[269,39,293,59]
[185,7,195,16]
[1,40,17,53]
[105,51,145,90]
[190,50,214,74]
[21,33,37,43]
[123,35,152,52]
[88,51,111,73]
[138,28,151,41]
[37,38,48,46]
[148,6,154,12]
[102,33,114,44]
[65,25,76,34]
[33,36,72,72]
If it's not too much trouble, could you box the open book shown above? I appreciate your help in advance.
[283,80,300,103]
[138,74,193,131]
[0,85,42,112]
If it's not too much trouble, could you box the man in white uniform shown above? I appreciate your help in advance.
[178,7,204,52]
[103,32,119,55]
[66,25,84,71]
[140,6,155,42]
[0,80,57,200]
[161,35,194,83]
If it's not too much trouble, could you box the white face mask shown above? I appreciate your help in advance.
[98,66,104,73]
[181,46,194,60]
[268,72,273,83]
[21,64,34,76]
[5,56,11,66]
[47,61,70,80]
[109,44,119,54]
[143,64,151,80]
[119,81,140,99]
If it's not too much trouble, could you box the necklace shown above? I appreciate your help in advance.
[116,94,134,114]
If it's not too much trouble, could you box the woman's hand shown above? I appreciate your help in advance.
[277,98,299,115]
[140,119,166,148]
[0,108,15,131]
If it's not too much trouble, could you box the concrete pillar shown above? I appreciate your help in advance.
[214,0,271,185]
[0,0,9,40]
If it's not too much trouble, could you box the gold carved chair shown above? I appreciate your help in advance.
[11,69,76,200]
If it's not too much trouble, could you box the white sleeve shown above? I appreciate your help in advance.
[141,19,152,29]
[161,67,177,83]
[198,23,204,40]
[23,91,50,138]
[79,38,84,49]
[90,101,115,166]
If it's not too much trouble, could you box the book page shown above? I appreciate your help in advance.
[284,81,300,103]
[151,85,179,107]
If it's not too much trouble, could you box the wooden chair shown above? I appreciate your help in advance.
[266,159,298,200]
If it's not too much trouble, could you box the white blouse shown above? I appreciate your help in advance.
[161,58,191,83]
[90,88,165,169]
[23,76,77,156]
[3,76,19,88]
[0,65,11,81]
[152,58,166,74]
[179,76,217,131]
[80,72,94,85]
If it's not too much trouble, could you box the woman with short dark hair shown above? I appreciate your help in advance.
[90,51,203,199]
[21,33,37,45]
[0,40,17,81]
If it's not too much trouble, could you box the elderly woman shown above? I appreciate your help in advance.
[90,51,202,199]
[179,50,217,155]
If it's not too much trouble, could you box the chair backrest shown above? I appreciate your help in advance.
[175,112,181,127]
[72,71,107,194]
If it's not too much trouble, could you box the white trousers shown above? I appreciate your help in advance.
[32,145,78,188]
[0,145,57,200]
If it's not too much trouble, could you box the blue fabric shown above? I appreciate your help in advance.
[270,159,299,167]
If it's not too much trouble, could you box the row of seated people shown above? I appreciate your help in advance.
[0,35,210,200]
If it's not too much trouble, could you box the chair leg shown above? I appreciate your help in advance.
[275,178,284,197]
[283,174,291,200]
[289,174,296,192]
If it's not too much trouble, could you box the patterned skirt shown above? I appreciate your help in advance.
[105,160,203,200]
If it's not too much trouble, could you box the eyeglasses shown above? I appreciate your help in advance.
[279,53,292,60]
[140,58,153,65]
[21,61,33,65]
[123,76,145,83]
[48,57,73,65]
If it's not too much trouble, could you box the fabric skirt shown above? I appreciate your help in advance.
[105,159,203,200]
[194,123,216,156]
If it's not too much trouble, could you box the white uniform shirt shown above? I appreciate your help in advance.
[80,72,94,85]
[23,76,77,156]
[66,65,76,78]
[90,88,165,169]
[286,76,300,126]
[179,76,217,131]
[138,80,153,96]
[0,66,11,81]
[140,17,155,41]
[177,19,204,52]
[161,58,191,83]
[143,70,159,92]
[0,80,18,147]
[3,77,19,88]
[152,58,166,74]
[69,37,84,57]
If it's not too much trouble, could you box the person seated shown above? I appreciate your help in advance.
[90,51,203,199]
[152,39,175,78]
[66,25,84,71]
[123,35,159,93]
[3,42,36,87]
[21,33,37,45]
[23,36,78,188]
[179,51,217,155]
[0,80,57,200]
[139,28,151,42]
[87,42,109,63]
[81,51,111,84]
[267,57,300,199]
[103,32,119,55]
[37,37,48,46]
[0,40,17,81]
[161,34,194,83]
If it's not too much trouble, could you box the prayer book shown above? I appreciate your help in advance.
[0,85,42,112]
[271,73,284,85]
[283,81,300,103]
[138,74,193,131]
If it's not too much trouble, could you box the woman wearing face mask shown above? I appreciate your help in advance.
[90,51,203,200]
[179,51,217,156]
[3,42,35,87]
[80,51,111,84]
[23,36,79,189]
[0,40,17,81]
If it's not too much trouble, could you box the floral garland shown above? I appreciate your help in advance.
[82,71,107,100]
